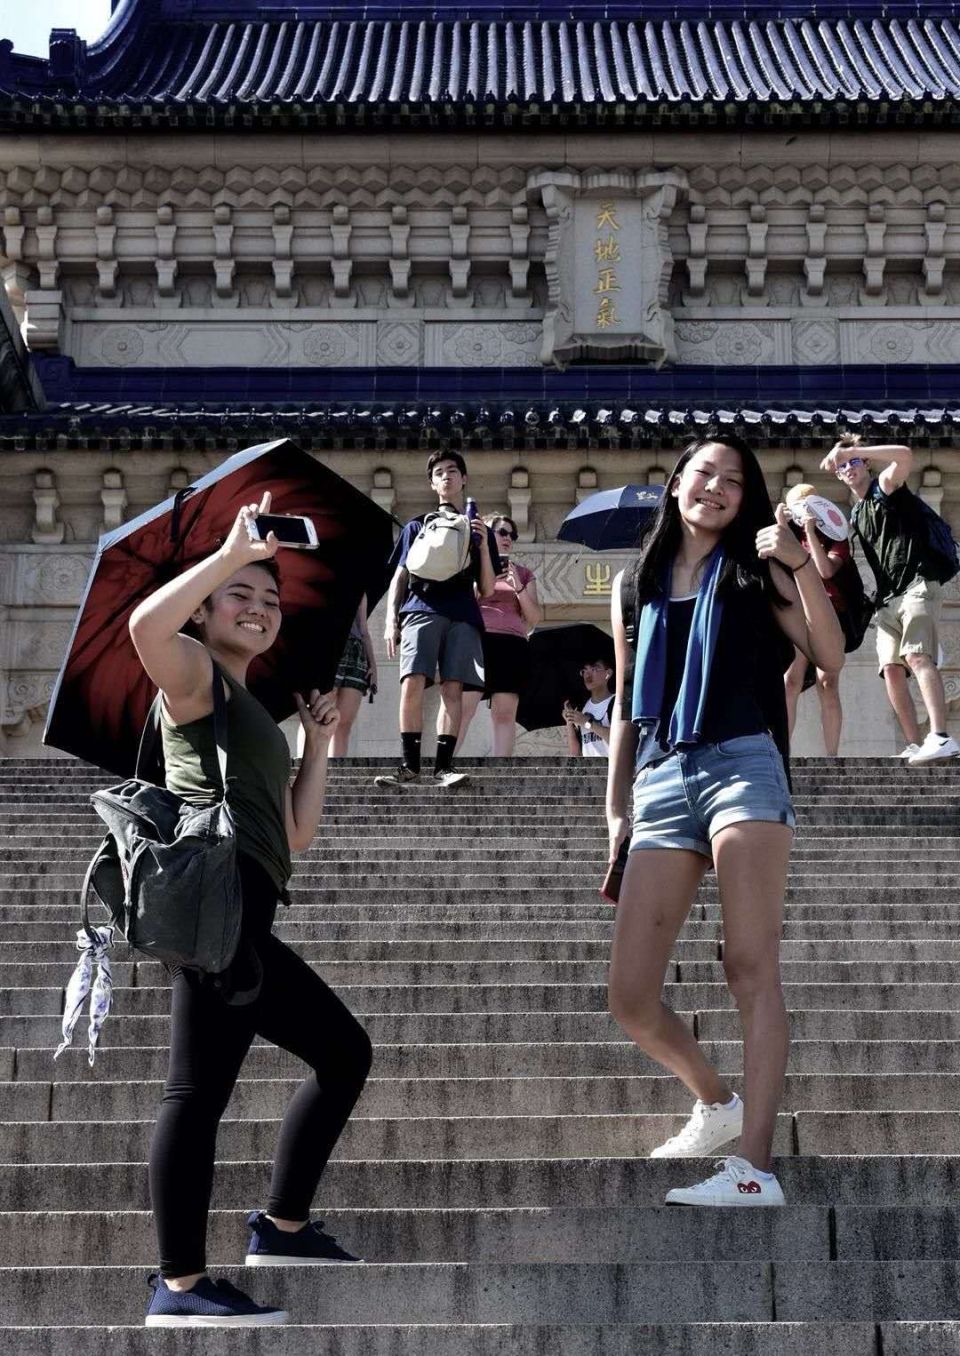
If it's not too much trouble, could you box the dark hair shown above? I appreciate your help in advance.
[486,513,518,537]
[426,449,467,480]
[182,557,282,638]
[631,436,786,609]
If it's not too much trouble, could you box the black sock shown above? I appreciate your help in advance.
[401,732,422,774]
[434,734,457,774]
[935,731,948,739]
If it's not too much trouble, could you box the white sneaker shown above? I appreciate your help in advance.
[649,1094,743,1158]
[665,1155,786,1208]
[434,770,469,788]
[895,743,921,759]
[908,733,960,765]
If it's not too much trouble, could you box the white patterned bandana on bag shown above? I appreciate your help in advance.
[54,926,115,1067]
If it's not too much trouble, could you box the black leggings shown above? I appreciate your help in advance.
[149,856,372,1278]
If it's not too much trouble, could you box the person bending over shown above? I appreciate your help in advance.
[824,436,959,764]
[130,493,372,1328]
[605,437,843,1207]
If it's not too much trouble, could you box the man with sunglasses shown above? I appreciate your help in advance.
[823,436,959,764]
[563,659,616,757]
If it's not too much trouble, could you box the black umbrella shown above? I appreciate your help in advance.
[558,484,664,551]
[44,438,396,776]
[518,624,616,732]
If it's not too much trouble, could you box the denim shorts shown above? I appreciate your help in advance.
[629,733,796,862]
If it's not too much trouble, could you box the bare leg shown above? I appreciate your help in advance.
[330,688,363,758]
[883,663,921,745]
[456,690,483,753]
[713,820,792,1172]
[815,668,842,757]
[490,692,519,757]
[399,673,427,733]
[437,680,463,738]
[783,648,807,738]
[906,652,948,732]
[608,848,731,1105]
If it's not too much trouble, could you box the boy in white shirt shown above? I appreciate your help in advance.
[563,658,615,757]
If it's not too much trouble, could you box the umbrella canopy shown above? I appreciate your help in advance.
[518,624,616,732]
[45,439,396,776]
[558,484,664,551]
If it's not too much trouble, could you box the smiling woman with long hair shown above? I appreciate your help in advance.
[605,437,844,1207]
[129,493,372,1328]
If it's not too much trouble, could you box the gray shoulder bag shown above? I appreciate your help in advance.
[79,666,243,975]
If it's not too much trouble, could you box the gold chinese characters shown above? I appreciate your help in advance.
[592,201,621,330]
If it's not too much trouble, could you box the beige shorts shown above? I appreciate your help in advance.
[875,578,942,674]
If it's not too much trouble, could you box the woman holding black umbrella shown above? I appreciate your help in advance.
[605,437,844,1208]
[130,493,371,1328]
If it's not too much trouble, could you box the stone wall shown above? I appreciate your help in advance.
[0,446,956,759]
[5,134,960,367]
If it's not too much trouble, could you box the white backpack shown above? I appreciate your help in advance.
[405,509,473,582]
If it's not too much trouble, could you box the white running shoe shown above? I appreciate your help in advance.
[649,1094,744,1159]
[665,1155,786,1208]
[908,733,960,765]
[895,743,921,759]
[434,770,469,788]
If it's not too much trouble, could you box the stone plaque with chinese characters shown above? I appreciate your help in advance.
[530,168,686,367]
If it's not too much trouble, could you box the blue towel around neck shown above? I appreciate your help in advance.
[631,547,726,749]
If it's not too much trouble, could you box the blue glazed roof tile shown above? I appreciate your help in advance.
[5,0,960,128]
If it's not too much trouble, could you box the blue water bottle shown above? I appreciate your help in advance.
[465,497,479,520]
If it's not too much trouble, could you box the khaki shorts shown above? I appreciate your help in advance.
[875,578,941,674]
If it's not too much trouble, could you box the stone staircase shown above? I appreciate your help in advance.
[0,754,958,1353]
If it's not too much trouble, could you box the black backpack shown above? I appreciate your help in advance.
[79,667,243,976]
[852,490,960,587]
[831,554,875,654]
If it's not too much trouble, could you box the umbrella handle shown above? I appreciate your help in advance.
[170,486,194,544]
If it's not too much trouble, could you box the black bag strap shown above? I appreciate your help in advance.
[80,838,124,945]
[135,660,229,797]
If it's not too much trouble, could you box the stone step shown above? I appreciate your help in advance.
[10,1071,960,1121]
[15,1039,959,1091]
[4,1205,960,1268]
[4,1260,960,1326]
[0,1110,799,1162]
[13,1024,960,1082]
[6,1155,960,1210]
[0,1323,905,1356]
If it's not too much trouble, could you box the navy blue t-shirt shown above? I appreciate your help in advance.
[390,513,501,628]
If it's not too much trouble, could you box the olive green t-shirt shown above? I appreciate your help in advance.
[160,666,292,892]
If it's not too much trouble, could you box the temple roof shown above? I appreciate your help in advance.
[3,0,960,129]
[2,355,957,448]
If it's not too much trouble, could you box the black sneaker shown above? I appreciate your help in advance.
[245,1211,363,1266]
[374,765,419,788]
[145,1273,287,1327]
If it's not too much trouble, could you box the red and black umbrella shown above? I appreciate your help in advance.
[44,438,396,776]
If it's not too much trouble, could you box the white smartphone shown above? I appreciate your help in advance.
[246,513,319,550]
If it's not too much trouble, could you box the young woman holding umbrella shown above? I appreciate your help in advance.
[129,492,372,1327]
[605,438,844,1207]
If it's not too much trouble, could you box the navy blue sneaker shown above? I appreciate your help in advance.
[245,1211,363,1265]
[145,1273,288,1326]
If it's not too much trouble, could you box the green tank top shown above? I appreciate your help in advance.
[160,665,292,892]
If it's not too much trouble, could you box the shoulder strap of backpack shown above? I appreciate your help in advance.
[603,696,616,725]
[80,836,125,944]
[135,661,229,795]
[619,566,640,718]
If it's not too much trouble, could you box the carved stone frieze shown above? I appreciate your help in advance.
[73,320,375,368]
[675,321,789,365]
[424,323,541,367]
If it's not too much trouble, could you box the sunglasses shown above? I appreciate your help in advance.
[496,527,518,539]
[837,457,865,472]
